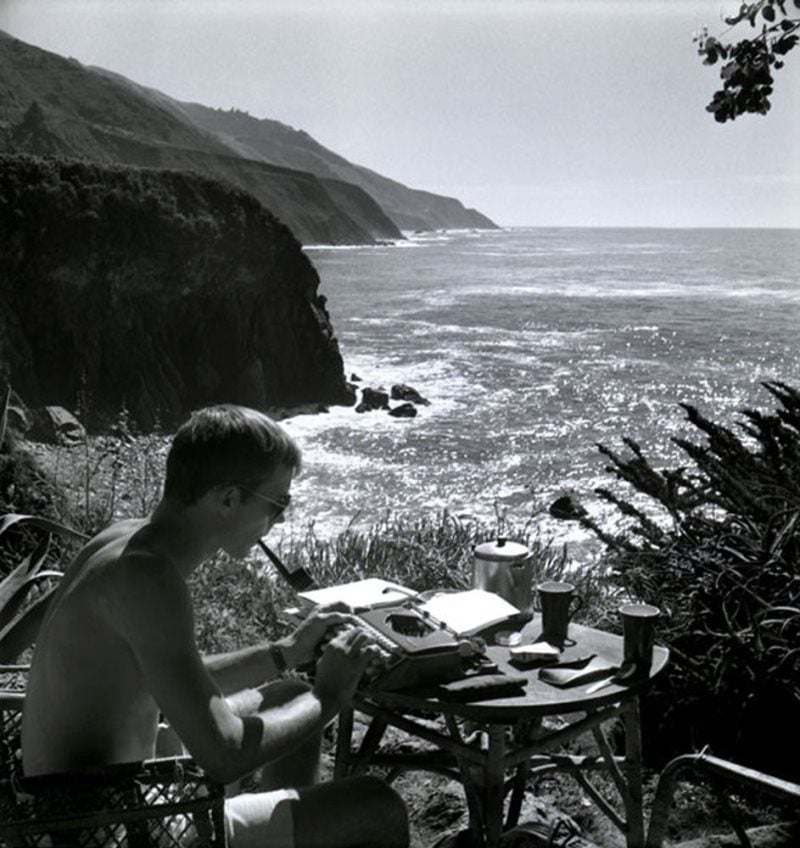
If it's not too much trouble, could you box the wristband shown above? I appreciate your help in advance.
[269,643,288,675]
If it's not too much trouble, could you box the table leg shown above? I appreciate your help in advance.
[446,717,487,846]
[506,718,541,829]
[446,722,511,848]
[350,715,389,775]
[622,698,645,848]
[505,762,528,830]
[484,725,507,848]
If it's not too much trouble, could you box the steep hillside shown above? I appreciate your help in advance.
[0,30,400,245]
[0,154,355,431]
[84,61,498,233]
[148,99,499,232]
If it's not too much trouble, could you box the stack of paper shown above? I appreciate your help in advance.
[298,578,413,611]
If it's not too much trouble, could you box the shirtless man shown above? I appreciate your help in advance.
[22,404,409,848]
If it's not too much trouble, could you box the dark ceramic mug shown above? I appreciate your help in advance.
[535,581,583,645]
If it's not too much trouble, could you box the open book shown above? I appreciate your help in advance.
[297,579,522,637]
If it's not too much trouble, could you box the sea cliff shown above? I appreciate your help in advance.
[0,154,355,431]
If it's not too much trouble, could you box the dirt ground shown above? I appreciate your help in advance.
[319,715,796,848]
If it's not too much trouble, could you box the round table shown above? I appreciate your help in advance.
[335,614,669,848]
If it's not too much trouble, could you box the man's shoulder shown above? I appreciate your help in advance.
[85,520,186,595]
[81,518,145,564]
[87,523,193,637]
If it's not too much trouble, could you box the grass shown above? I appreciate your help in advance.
[190,510,587,652]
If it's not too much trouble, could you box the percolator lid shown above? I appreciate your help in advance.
[473,538,530,561]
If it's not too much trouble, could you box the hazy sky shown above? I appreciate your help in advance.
[1,0,798,227]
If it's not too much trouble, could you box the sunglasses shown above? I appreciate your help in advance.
[240,487,292,516]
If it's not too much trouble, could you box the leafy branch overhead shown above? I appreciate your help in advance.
[695,0,799,122]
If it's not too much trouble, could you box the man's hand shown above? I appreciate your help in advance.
[312,626,372,722]
[281,603,364,669]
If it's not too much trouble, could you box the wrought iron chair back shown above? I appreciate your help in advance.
[0,674,227,847]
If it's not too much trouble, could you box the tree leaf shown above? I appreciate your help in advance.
[0,587,58,663]
[0,513,87,542]
[774,34,799,54]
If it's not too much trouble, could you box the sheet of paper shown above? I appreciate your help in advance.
[298,578,414,611]
[418,589,521,635]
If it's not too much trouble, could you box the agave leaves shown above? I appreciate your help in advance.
[0,513,87,663]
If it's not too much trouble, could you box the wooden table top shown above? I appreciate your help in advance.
[360,615,669,723]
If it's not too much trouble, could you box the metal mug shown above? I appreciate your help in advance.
[471,538,534,618]
[535,581,582,645]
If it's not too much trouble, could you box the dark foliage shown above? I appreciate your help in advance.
[582,382,800,775]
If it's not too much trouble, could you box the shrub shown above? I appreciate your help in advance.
[578,381,800,775]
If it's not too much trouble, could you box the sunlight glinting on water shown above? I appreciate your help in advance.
[286,227,800,561]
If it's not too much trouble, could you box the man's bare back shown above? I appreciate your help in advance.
[23,518,188,774]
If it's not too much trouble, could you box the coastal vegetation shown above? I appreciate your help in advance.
[573,381,800,777]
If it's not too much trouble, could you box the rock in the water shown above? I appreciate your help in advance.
[31,406,86,445]
[549,494,587,521]
[355,387,390,413]
[350,373,362,382]
[391,383,430,406]
[388,402,417,418]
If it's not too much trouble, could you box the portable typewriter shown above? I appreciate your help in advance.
[352,602,487,691]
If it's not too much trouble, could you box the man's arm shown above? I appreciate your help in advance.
[202,643,286,697]
[203,604,365,695]
[114,558,368,784]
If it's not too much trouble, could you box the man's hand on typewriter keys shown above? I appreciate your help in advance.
[283,602,363,668]
[313,625,372,721]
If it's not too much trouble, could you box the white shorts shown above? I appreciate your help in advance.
[224,788,299,848]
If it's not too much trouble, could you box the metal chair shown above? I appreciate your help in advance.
[645,751,800,848]
[0,683,227,847]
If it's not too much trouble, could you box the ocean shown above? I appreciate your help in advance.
[277,227,800,561]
